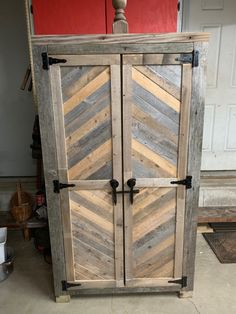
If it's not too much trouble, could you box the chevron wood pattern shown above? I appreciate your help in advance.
[70,190,116,281]
[61,66,113,180]
[132,187,176,278]
[131,65,181,178]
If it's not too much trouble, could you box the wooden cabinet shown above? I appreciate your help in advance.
[32,32,208,300]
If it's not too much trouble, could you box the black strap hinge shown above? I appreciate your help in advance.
[53,180,75,193]
[175,50,199,67]
[168,276,187,288]
[42,52,67,70]
[61,280,81,291]
[170,176,192,189]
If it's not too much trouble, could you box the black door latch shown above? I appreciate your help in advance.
[170,176,192,189]
[127,178,139,204]
[42,52,67,70]
[53,180,75,193]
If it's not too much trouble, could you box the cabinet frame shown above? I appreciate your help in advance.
[32,33,208,299]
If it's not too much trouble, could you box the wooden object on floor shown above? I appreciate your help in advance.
[197,224,213,233]
[0,211,47,240]
[10,183,33,222]
[203,232,236,263]
[32,32,208,300]
[198,206,236,223]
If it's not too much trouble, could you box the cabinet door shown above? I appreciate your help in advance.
[122,55,191,288]
[51,55,124,289]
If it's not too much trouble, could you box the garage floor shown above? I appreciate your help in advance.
[0,231,236,314]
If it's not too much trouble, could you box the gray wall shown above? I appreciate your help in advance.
[0,0,36,176]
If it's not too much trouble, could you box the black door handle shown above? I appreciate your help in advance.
[127,178,139,204]
[110,179,119,205]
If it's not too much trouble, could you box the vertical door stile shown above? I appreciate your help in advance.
[174,64,192,278]
[110,64,124,286]
[122,53,189,288]
[50,65,75,282]
[122,63,133,282]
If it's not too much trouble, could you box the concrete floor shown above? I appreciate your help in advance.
[0,231,236,314]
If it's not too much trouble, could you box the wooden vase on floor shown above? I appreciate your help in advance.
[10,183,33,223]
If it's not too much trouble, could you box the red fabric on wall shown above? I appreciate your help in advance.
[32,0,178,35]
[33,0,107,35]
[106,0,178,33]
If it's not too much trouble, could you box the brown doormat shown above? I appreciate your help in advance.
[203,232,236,263]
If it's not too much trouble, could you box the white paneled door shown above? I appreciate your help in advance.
[183,0,236,170]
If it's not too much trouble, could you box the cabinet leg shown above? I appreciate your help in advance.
[55,295,71,303]
[178,290,193,298]
[23,227,31,241]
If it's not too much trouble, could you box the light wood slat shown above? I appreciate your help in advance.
[50,66,75,281]
[32,45,67,297]
[66,106,110,146]
[32,32,209,46]
[75,265,106,280]
[64,67,110,115]
[73,238,115,279]
[122,64,133,281]
[182,42,208,292]
[133,198,175,242]
[151,260,174,278]
[51,54,120,66]
[132,68,180,113]
[78,190,112,210]
[68,139,111,180]
[62,66,107,101]
[135,235,175,268]
[133,188,172,215]
[110,64,124,287]
[132,105,178,145]
[125,278,180,288]
[123,54,184,65]
[174,64,192,278]
[136,245,174,278]
[134,66,180,100]
[135,178,177,187]
[71,200,114,234]
[69,180,110,190]
[132,140,177,177]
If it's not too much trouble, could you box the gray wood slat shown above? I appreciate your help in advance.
[133,189,176,225]
[73,238,115,279]
[87,161,112,180]
[70,191,113,223]
[132,119,178,165]
[134,245,174,278]
[133,81,180,125]
[71,210,114,244]
[133,90,179,136]
[147,65,181,89]
[68,119,112,169]
[61,66,93,101]
[64,82,110,136]
[133,216,176,258]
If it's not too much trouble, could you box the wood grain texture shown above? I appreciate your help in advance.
[182,42,208,292]
[198,207,236,223]
[32,45,67,297]
[32,32,210,46]
[61,66,113,180]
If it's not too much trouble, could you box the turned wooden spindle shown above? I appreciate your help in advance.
[112,0,129,34]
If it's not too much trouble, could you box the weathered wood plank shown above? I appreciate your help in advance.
[31,32,210,46]
[198,207,236,223]
[32,45,67,297]
[174,64,192,278]
[182,42,208,292]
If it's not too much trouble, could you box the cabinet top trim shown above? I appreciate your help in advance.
[31,32,210,46]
